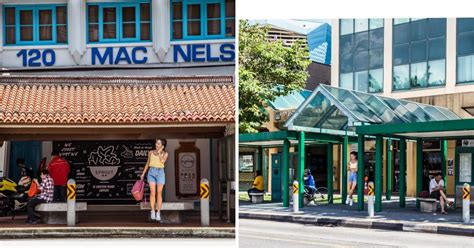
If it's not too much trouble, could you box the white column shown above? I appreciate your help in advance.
[153,0,171,62]
[446,18,457,93]
[383,18,393,97]
[68,0,86,64]
[331,19,339,87]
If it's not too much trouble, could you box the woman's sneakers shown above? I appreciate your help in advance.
[150,210,156,221]
[345,196,350,205]
[346,196,353,206]
[156,211,161,222]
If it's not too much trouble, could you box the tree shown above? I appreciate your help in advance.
[239,20,310,133]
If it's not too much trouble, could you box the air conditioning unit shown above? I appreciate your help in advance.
[462,140,474,147]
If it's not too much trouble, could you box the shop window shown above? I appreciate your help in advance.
[392,18,446,90]
[171,0,235,40]
[339,19,384,92]
[3,5,67,45]
[87,2,151,43]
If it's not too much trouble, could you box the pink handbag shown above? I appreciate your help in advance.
[131,179,146,202]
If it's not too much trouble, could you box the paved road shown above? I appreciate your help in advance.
[239,219,474,248]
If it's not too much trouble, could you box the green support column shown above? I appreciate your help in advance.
[386,139,393,200]
[357,134,365,211]
[375,136,383,212]
[342,135,348,205]
[441,139,448,184]
[257,146,263,172]
[416,139,423,208]
[298,132,305,208]
[399,138,407,207]
[282,139,290,207]
[327,143,334,204]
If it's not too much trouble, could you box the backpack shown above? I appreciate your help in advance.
[27,181,40,198]
[131,179,145,202]
[418,190,430,198]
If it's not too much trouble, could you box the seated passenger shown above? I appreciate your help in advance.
[304,169,316,195]
[248,170,264,200]
[26,169,54,224]
[429,173,453,214]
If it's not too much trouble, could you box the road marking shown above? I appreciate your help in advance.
[240,233,339,247]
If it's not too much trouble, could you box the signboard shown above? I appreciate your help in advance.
[53,140,154,203]
[459,153,472,183]
[174,142,201,198]
[1,43,235,68]
[239,154,254,172]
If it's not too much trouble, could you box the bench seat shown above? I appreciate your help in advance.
[418,198,438,213]
[35,202,87,224]
[249,192,264,203]
[140,202,194,223]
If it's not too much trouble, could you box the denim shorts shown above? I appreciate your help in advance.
[349,172,357,183]
[147,167,165,185]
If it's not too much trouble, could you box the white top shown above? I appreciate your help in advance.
[349,161,357,171]
[429,178,444,193]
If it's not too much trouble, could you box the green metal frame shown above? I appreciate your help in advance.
[386,139,393,200]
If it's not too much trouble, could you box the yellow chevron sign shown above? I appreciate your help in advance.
[293,183,298,194]
[67,184,76,200]
[200,183,209,199]
[368,184,374,196]
[463,184,470,200]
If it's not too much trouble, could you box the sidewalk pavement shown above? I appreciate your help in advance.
[0,212,235,239]
[239,197,474,237]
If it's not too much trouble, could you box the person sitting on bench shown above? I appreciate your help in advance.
[26,169,54,224]
[248,170,264,200]
[429,173,453,214]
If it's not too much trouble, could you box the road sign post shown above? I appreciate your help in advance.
[368,182,374,217]
[200,178,210,227]
[293,180,299,213]
[463,183,470,224]
[67,179,76,227]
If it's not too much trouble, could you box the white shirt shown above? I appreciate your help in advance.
[429,178,444,193]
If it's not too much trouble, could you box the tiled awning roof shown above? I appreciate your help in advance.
[0,75,235,125]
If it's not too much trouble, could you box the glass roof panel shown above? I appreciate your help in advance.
[323,86,383,123]
[292,92,334,128]
[286,84,460,134]
[353,92,405,123]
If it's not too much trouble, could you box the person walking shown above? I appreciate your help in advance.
[26,169,54,224]
[47,150,70,202]
[140,139,168,222]
[346,151,358,206]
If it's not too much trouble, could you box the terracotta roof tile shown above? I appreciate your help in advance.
[0,75,235,124]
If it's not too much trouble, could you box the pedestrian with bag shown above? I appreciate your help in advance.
[140,139,168,222]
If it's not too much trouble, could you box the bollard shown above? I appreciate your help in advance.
[463,183,470,224]
[293,180,299,213]
[200,178,210,227]
[67,179,76,227]
[367,182,374,217]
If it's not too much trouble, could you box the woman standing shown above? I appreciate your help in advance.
[141,139,168,222]
[346,151,358,206]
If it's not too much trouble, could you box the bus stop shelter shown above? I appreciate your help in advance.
[240,84,461,211]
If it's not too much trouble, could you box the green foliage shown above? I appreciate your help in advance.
[239,20,310,133]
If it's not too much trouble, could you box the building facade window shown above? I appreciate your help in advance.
[457,18,474,84]
[171,0,235,40]
[392,18,446,91]
[3,5,67,45]
[87,1,151,43]
[339,18,384,93]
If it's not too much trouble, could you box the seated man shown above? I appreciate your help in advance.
[248,170,264,200]
[429,173,453,214]
[304,169,316,196]
[26,169,54,224]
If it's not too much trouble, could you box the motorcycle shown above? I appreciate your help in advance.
[0,176,31,219]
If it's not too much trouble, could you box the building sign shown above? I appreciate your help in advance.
[459,153,472,183]
[239,154,254,172]
[53,140,154,203]
[3,43,235,68]
[174,142,201,198]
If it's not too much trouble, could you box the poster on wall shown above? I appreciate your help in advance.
[175,142,201,198]
[239,154,254,172]
[53,140,154,203]
[459,153,472,183]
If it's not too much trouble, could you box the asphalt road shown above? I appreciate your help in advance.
[239,219,474,248]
